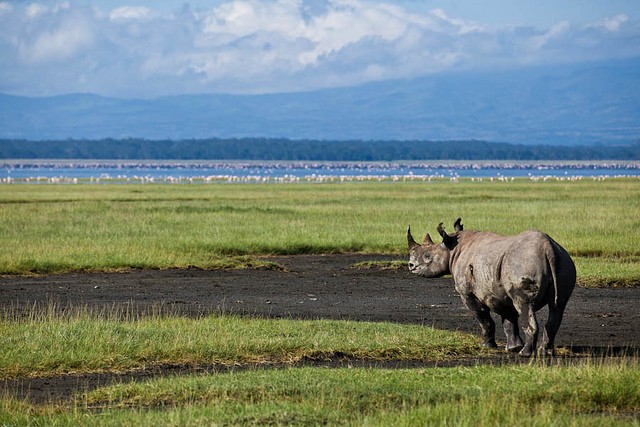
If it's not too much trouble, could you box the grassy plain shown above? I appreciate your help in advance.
[1,309,639,425]
[2,360,639,426]
[2,179,640,425]
[0,179,638,285]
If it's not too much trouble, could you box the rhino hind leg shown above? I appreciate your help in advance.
[538,303,567,356]
[517,302,539,357]
[501,316,524,352]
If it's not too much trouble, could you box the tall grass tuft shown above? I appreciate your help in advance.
[0,306,483,378]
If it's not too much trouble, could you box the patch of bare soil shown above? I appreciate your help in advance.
[1,254,639,404]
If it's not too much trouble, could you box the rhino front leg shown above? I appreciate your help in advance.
[460,293,497,348]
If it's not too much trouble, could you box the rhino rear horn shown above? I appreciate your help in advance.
[424,233,434,245]
[454,217,463,232]
[437,222,459,250]
[407,226,419,250]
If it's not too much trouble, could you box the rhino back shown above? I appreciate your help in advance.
[451,230,557,308]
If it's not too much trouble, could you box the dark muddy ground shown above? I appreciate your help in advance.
[2,254,639,404]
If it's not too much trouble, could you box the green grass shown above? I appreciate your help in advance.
[2,362,639,426]
[1,180,639,425]
[0,179,639,286]
[0,311,483,378]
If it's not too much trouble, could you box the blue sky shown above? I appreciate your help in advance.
[1,0,639,98]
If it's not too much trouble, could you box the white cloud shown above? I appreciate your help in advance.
[25,3,47,19]
[0,2,13,16]
[530,20,571,51]
[602,14,629,32]
[203,0,304,37]
[430,8,484,34]
[110,6,152,21]
[10,4,95,64]
[24,23,93,62]
[0,1,639,97]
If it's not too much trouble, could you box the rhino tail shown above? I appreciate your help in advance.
[547,249,559,308]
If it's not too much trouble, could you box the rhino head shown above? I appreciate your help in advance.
[407,218,462,277]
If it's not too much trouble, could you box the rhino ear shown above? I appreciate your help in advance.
[437,222,458,250]
[407,226,419,250]
[454,217,463,232]
[424,233,434,245]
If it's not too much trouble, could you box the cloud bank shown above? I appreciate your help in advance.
[1,0,639,97]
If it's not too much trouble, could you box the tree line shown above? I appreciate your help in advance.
[1,138,638,161]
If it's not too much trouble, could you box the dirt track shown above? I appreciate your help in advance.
[2,254,639,403]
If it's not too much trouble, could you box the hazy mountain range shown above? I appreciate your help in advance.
[1,57,638,146]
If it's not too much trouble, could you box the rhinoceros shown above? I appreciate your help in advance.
[407,218,575,357]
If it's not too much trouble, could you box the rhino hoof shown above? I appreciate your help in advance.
[506,344,524,353]
[482,340,498,348]
[518,348,533,358]
[537,347,555,357]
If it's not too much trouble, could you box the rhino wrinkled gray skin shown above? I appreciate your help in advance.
[408,218,576,357]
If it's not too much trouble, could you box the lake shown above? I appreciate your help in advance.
[1,160,639,183]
